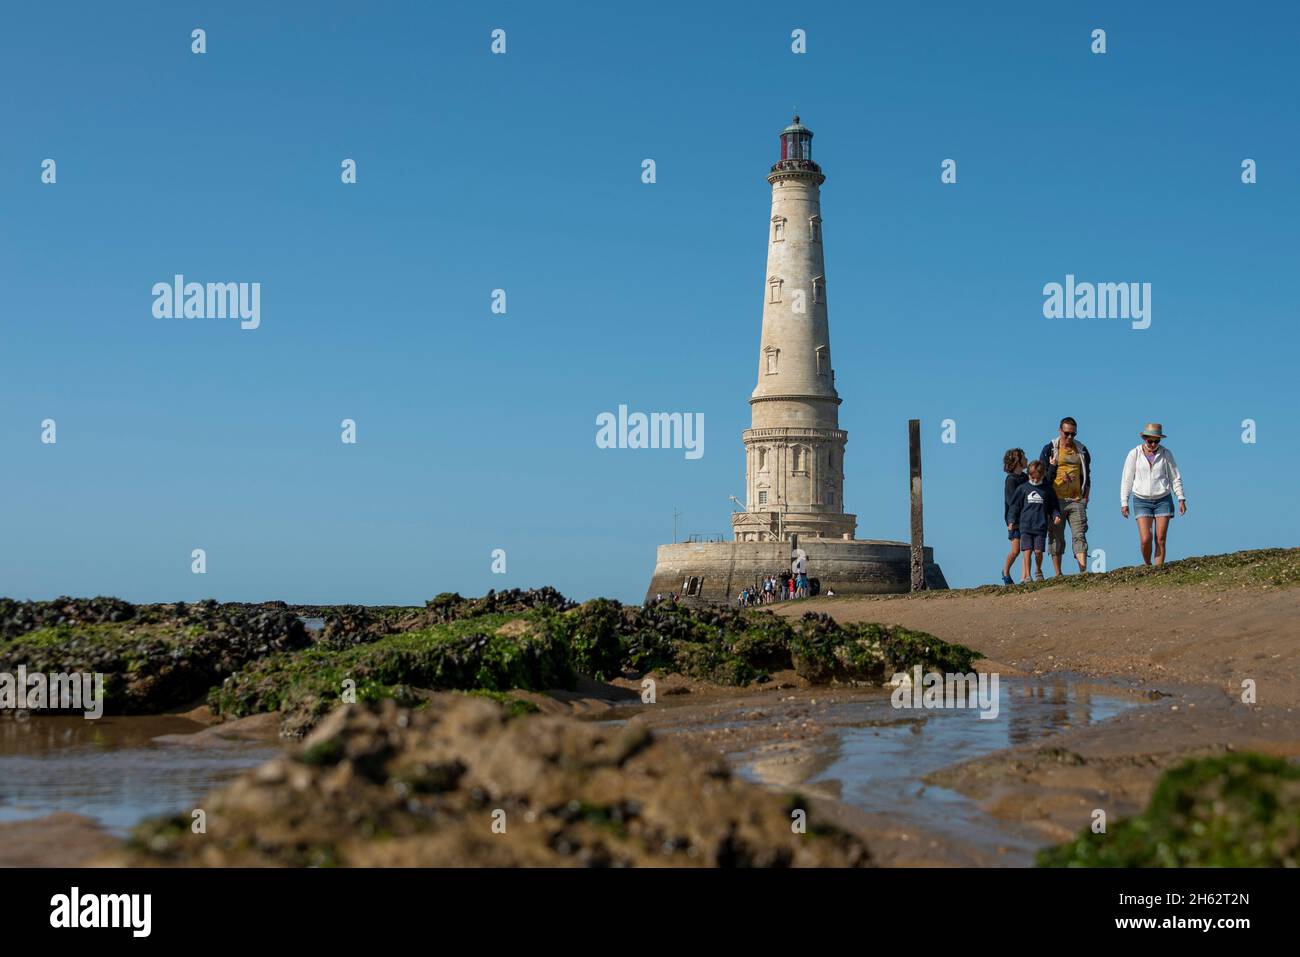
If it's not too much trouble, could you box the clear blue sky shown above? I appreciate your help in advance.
[1,1,1295,605]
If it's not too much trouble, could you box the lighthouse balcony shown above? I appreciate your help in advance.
[767,159,825,185]
[742,426,846,444]
[769,158,822,175]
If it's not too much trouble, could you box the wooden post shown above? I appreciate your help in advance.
[908,419,925,592]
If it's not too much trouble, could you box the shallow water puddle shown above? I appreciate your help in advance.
[731,677,1140,864]
[0,715,277,835]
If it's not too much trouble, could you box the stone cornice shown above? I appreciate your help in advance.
[748,393,841,406]
[767,171,826,187]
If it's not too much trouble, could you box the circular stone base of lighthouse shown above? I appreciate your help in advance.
[643,539,947,606]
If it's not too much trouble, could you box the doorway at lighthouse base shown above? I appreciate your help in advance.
[644,539,947,606]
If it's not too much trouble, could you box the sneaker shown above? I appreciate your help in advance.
[1001,574,1013,586]
[1034,570,1046,582]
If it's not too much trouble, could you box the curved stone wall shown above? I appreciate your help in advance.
[644,539,947,605]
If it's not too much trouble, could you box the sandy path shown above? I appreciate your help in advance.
[778,584,1300,705]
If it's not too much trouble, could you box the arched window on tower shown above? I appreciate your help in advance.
[791,446,809,474]
[771,217,786,242]
[812,276,826,304]
[757,447,768,470]
[809,216,822,242]
[767,276,783,304]
[764,346,779,374]
[816,346,829,376]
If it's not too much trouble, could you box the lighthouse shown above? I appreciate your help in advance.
[643,114,946,603]
[733,115,856,543]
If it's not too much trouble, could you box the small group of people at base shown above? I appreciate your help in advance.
[738,571,811,607]
[1002,418,1187,584]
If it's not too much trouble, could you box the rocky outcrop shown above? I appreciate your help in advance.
[211,616,576,736]
[0,591,978,727]
[421,587,576,625]
[110,696,871,867]
[0,599,310,713]
[788,613,981,685]
[0,596,136,640]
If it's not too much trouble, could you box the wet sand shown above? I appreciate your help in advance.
[620,675,1150,865]
[752,582,1300,861]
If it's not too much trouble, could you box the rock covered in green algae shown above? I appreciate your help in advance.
[621,601,795,682]
[213,598,980,734]
[109,696,871,867]
[422,587,576,624]
[0,590,979,730]
[212,614,577,735]
[559,598,627,680]
[0,598,310,714]
[283,589,579,652]
[1038,753,1300,867]
[314,605,381,650]
[0,596,136,640]
[788,613,982,685]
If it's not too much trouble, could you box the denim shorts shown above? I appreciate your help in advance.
[1008,526,1018,541]
[1131,493,1175,518]
[1020,532,1046,552]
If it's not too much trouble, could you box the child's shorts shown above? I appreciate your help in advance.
[1020,532,1046,552]
[1007,526,1018,540]
[1130,493,1175,518]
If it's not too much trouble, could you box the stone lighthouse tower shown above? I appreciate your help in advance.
[643,114,947,603]
[732,115,856,543]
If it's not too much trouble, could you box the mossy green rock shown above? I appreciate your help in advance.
[212,613,576,733]
[1038,753,1300,867]
[0,590,981,731]
[0,601,309,713]
[561,599,626,681]
[789,613,980,685]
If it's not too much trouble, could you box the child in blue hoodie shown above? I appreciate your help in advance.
[1007,460,1063,582]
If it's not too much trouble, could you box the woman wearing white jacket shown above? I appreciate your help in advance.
[1120,423,1187,566]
